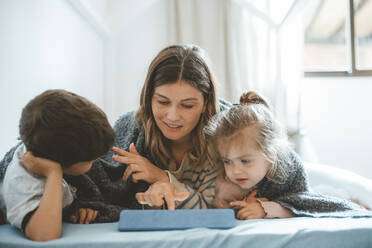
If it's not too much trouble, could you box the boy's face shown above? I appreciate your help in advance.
[62,161,94,175]
[218,125,271,190]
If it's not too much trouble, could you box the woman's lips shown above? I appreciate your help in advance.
[164,122,182,131]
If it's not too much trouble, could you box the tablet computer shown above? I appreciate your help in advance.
[118,209,236,231]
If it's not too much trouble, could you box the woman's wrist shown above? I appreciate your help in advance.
[159,170,170,182]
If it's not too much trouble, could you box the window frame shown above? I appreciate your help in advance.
[305,0,372,77]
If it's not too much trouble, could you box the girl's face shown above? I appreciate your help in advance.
[151,81,206,144]
[218,125,271,190]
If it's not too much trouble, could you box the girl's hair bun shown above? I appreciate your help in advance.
[239,91,270,109]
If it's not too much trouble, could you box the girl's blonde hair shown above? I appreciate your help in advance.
[135,45,218,169]
[204,91,291,184]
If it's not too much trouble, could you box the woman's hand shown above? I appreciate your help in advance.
[135,181,190,210]
[21,152,62,177]
[112,143,168,184]
[70,208,98,224]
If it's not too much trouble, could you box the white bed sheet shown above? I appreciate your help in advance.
[1,217,372,248]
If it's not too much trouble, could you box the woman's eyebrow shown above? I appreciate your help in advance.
[153,93,169,99]
[154,93,199,102]
[181,98,199,102]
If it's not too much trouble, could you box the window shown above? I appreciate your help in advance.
[304,0,372,76]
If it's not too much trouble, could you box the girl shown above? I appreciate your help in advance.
[204,91,372,219]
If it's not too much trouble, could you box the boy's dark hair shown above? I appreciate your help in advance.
[19,89,115,167]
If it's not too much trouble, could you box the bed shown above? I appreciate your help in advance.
[1,217,372,248]
[1,162,372,248]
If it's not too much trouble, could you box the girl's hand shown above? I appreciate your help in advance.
[21,152,62,177]
[112,143,168,184]
[230,200,266,220]
[135,181,190,210]
[213,175,249,208]
[244,190,268,203]
[70,208,98,224]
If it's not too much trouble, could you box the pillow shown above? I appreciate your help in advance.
[304,162,372,209]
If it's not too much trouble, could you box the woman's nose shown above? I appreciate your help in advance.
[166,105,180,121]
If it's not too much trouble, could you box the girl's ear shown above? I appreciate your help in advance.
[264,162,275,180]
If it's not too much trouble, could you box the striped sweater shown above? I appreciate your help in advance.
[165,153,221,209]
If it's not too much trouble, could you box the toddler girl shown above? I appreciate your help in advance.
[204,91,372,219]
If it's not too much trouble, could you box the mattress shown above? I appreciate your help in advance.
[1,217,371,248]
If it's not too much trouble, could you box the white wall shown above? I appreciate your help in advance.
[0,0,171,157]
[3,0,371,182]
[0,0,105,157]
[301,77,372,179]
[105,0,169,122]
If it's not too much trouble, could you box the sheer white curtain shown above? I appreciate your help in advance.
[166,0,227,98]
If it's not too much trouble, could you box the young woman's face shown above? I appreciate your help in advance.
[218,125,271,190]
[151,81,206,144]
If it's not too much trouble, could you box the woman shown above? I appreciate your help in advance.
[102,44,230,210]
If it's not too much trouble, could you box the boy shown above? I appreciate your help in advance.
[2,89,115,241]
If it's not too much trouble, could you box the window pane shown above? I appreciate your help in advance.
[355,0,372,69]
[304,0,348,71]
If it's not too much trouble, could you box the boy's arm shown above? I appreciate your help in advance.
[21,152,63,241]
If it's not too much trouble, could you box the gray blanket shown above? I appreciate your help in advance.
[254,151,372,217]
[0,141,144,223]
